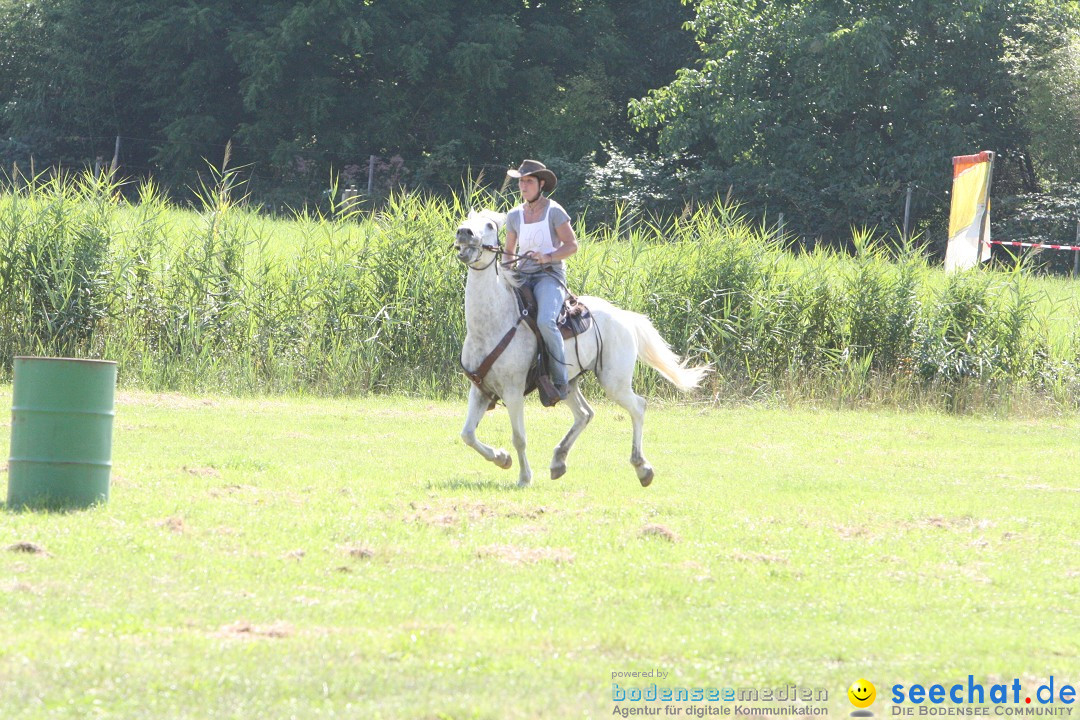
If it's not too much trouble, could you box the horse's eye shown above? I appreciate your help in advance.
[487,223,495,231]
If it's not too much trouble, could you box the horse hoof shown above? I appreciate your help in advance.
[638,467,654,487]
[550,464,566,480]
[494,452,512,470]
[517,476,532,488]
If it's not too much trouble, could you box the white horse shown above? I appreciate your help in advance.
[454,210,709,488]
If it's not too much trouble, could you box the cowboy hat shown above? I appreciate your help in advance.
[507,159,557,193]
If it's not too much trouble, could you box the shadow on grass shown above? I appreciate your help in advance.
[425,476,524,492]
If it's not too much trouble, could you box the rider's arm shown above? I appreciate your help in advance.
[541,221,578,264]
[504,209,519,265]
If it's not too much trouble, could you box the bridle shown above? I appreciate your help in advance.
[464,245,501,271]
[454,238,529,273]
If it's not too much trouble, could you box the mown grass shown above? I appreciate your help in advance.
[1,391,1078,718]
[2,170,1080,410]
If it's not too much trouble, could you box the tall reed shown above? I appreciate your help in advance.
[1,171,1077,411]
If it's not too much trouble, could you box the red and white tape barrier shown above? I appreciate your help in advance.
[989,240,1080,252]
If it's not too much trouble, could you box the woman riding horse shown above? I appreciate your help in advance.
[504,159,578,402]
[455,208,709,487]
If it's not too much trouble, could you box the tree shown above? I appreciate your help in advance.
[631,0,1080,244]
[0,0,695,208]
[121,1,252,185]
[0,0,152,170]
[1018,30,1080,184]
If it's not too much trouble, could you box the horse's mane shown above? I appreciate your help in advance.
[498,263,523,290]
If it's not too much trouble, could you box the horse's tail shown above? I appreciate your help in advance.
[627,311,710,391]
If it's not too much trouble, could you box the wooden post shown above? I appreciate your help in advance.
[1074,220,1080,278]
[108,136,121,177]
[903,184,913,242]
[367,154,376,195]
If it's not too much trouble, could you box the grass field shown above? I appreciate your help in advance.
[1,390,1078,718]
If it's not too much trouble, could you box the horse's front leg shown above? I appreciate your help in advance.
[461,385,512,470]
[502,392,532,487]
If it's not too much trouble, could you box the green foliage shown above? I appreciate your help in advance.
[996,181,1080,273]
[577,147,689,218]
[4,0,1080,239]
[0,0,695,206]
[2,177,1080,410]
[0,170,118,361]
[1013,22,1080,183]
[631,0,1080,243]
[915,267,1042,383]
[842,229,920,370]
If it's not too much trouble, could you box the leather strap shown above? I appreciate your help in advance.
[462,319,522,390]
[520,308,543,343]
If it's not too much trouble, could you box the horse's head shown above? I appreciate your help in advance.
[455,210,506,267]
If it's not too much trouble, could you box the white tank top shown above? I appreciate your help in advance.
[516,203,557,256]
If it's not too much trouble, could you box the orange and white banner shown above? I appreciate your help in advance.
[944,151,994,272]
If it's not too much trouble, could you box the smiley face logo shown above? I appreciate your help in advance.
[848,679,876,708]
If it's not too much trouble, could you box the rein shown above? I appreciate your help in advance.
[465,243,530,272]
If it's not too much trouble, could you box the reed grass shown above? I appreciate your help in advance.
[1,169,1079,411]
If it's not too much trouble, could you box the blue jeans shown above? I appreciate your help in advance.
[523,271,568,386]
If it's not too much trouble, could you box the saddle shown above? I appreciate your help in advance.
[461,287,593,410]
[517,286,593,407]
[516,285,593,340]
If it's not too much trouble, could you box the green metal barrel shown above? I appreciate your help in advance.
[7,357,117,510]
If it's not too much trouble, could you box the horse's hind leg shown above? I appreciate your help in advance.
[601,380,654,487]
[550,378,594,480]
[461,385,512,470]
